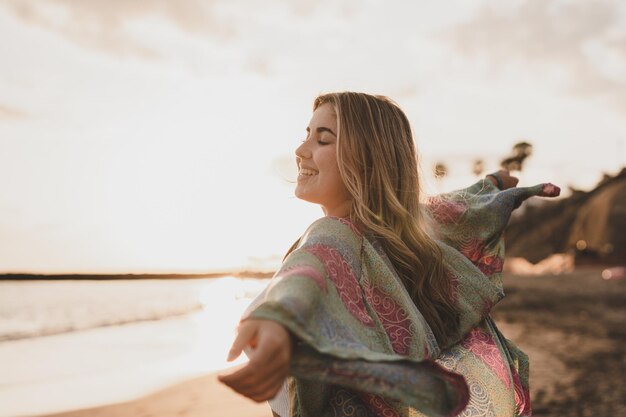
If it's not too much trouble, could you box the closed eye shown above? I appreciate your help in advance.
[300,138,330,145]
[306,126,337,137]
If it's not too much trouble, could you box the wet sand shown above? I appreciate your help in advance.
[39,267,625,417]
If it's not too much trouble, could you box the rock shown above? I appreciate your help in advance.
[505,168,626,265]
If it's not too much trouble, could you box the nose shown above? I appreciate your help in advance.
[295,140,311,161]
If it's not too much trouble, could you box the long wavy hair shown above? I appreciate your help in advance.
[286,92,458,345]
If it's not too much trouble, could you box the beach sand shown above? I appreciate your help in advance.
[37,267,625,417]
[42,372,271,417]
[493,267,626,416]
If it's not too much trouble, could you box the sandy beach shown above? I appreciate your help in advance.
[42,372,271,417]
[32,267,625,417]
[492,267,626,416]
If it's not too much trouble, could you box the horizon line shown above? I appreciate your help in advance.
[0,270,277,280]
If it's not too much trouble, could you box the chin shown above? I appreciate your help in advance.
[294,188,306,202]
[294,188,320,205]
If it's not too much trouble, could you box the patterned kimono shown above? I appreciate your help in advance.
[243,179,560,417]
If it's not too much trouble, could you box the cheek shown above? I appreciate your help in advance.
[317,151,341,183]
[329,165,344,189]
[320,156,348,196]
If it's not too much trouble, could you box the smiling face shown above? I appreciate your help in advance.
[294,103,352,217]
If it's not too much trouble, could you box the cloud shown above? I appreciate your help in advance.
[0,0,234,58]
[443,0,626,113]
[0,104,27,120]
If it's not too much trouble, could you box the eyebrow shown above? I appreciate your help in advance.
[306,126,337,137]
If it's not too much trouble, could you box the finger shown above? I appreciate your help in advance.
[245,370,288,401]
[254,321,293,363]
[218,355,266,388]
[249,381,286,402]
[227,321,258,362]
[505,176,519,189]
[234,324,290,386]
[226,367,288,403]
[219,347,286,391]
[220,320,292,398]
[250,323,281,361]
[217,361,247,383]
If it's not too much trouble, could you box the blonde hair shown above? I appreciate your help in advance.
[288,92,458,345]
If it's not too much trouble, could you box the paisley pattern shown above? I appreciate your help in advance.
[460,375,496,417]
[426,197,468,225]
[359,393,402,417]
[420,339,512,417]
[461,328,511,388]
[475,255,504,278]
[316,312,366,351]
[447,270,460,304]
[336,215,364,237]
[363,282,413,355]
[458,238,485,263]
[305,244,374,326]
[330,388,377,417]
[511,364,532,416]
[456,239,504,277]
[277,264,327,292]
[246,179,560,417]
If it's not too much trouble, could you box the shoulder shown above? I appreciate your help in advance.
[288,216,364,274]
[303,216,361,238]
[298,216,363,252]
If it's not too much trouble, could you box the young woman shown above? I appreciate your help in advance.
[218,92,559,416]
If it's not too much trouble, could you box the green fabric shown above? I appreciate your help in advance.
[244,179,559,416]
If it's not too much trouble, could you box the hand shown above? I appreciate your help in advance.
[217,319,293,402]
[486,169,519,190]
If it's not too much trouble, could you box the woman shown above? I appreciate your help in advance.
[218,92,559,416]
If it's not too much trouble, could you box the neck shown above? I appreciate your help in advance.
[322,200,352,218]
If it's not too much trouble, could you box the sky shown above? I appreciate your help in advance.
[1,0,625,274]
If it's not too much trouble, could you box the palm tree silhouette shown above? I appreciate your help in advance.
[501,141,533,172]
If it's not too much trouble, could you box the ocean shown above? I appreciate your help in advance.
[0,277,268,417]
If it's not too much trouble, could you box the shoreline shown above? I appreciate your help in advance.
[4,267,623,417]
[0,271,276,281]
[36,372,271,417]
[0,277,267,417]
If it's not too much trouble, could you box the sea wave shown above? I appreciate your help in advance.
[0,279,228,342]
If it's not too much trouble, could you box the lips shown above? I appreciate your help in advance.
[299,168,318,176]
